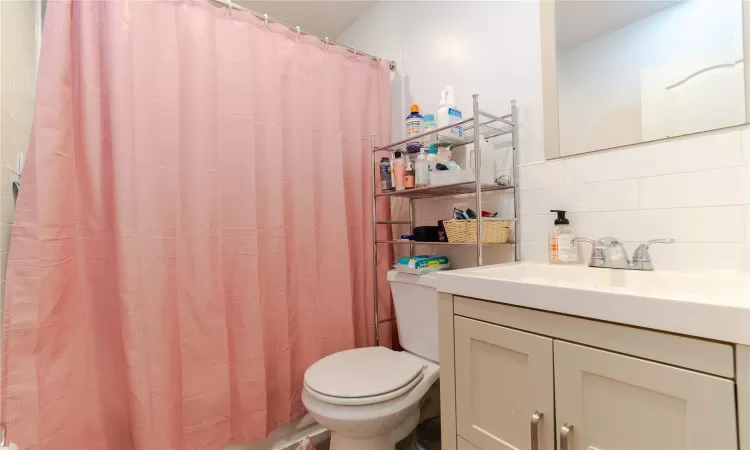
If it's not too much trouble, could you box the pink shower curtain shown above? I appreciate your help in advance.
[1,1,393,448]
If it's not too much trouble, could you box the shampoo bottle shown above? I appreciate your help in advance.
[423,114,437,143]
[405,104,424,138]
[415,148,429,188]
[437,85,462,138]
[548,210,578,264]
[405,162,416,189]
[393,151,406,191]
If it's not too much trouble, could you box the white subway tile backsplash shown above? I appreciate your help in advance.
[566,207,746,244]
[513,127,750,272]
[519,240,748,271]
[519,240,548,262]
[564,129,743,185]
[520,179,639,215]
[639,167,749,209]
[646,242,749,272]
[519,160,566,191]
[519,214,552,242]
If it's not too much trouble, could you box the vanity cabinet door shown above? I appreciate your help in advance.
[454,317,554,450]
[554,341,738,450]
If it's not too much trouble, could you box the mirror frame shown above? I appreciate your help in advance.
[541,0,750,160]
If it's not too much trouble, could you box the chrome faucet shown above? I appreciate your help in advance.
[573,237,675,271]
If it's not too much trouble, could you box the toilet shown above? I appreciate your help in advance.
[302,270,440,450]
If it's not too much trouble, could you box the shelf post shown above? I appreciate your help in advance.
[371,134,380,346]
[512,100,520,262]
[473,94,483,266]
[409,199,415,257]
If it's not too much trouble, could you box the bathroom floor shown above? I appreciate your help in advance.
[316,434,416,450]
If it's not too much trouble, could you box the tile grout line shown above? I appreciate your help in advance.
[517,204,750,216]
[518,162,749,193]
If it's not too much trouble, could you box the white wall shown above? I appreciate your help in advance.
[0,0,40,304]
[338,0,750,272]
[557,0,744,155]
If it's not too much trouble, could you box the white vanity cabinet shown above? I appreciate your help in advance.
[554,341,737,450]
[439,293,749,450]
[454,317,555,450]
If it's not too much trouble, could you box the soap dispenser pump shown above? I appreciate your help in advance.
[549,210,578,264]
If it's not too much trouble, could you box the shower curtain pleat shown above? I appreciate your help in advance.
[0,1,393,448]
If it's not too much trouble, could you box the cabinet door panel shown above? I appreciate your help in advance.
[554,341,738,450]
[455,317,554,450]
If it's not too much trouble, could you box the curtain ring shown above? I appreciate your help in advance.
[263,14,269,28]
[296,26,301,40]
[225,0,233,16]
[350,48,358,60]
[325,37,330,49]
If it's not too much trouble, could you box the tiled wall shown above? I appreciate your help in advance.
[519,128,750,271]
[0,0,40,303]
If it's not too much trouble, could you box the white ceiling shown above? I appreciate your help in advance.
[234,0,375,39]
[556,0,683,50]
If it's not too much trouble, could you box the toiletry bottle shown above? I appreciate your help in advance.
[390,152,397,188]
[437,85,462,138]
[406,104,424,138]
[405,162,416,189]
[423,114,437,142]
[548,210,578,264]
[415,148,429,188]
[437,145,452,164]
[393,151,406,191]
[380,157,394,192]
[427,144,438,177]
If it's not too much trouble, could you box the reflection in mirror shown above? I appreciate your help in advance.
[555,0,745,156]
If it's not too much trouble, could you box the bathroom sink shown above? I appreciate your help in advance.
[436,262,750,344]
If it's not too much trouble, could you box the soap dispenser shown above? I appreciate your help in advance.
[549,210,578,264]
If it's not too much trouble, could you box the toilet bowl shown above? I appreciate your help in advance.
[302,270,440,450]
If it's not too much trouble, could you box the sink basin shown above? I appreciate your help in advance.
[436,262,750,344]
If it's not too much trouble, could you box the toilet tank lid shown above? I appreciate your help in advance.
[304,347,425,399]
[387,270,438,288]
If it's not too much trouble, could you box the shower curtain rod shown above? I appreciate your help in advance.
[209,0,397,71]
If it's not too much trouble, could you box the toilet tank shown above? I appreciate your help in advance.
[387,270,439,363]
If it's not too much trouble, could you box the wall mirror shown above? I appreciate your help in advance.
[541,0,748,158]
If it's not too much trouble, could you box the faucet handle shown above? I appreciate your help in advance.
[632,238,675,261]
[631,238,675,270]
[573,237,605,266]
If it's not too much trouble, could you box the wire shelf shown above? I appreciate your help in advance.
[370,97,520,346]
[375,181,513,199]
[374,116,512,154]
[376,240,515,246]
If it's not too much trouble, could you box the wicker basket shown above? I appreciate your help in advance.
[443,219,512,244]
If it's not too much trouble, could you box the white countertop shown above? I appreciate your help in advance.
[436,262,750,345]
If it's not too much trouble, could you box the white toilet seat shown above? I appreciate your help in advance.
[304,347,426,402]
[303,369,425,406]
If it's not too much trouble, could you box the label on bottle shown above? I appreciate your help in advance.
[406,119,422,137]
[405,174,415,188]
[448,108,463,137]
[548,235,558,261]
[557,235,578,263]
[380,163,393,191]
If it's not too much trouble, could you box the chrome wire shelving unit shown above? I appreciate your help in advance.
[370,95,520,345]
